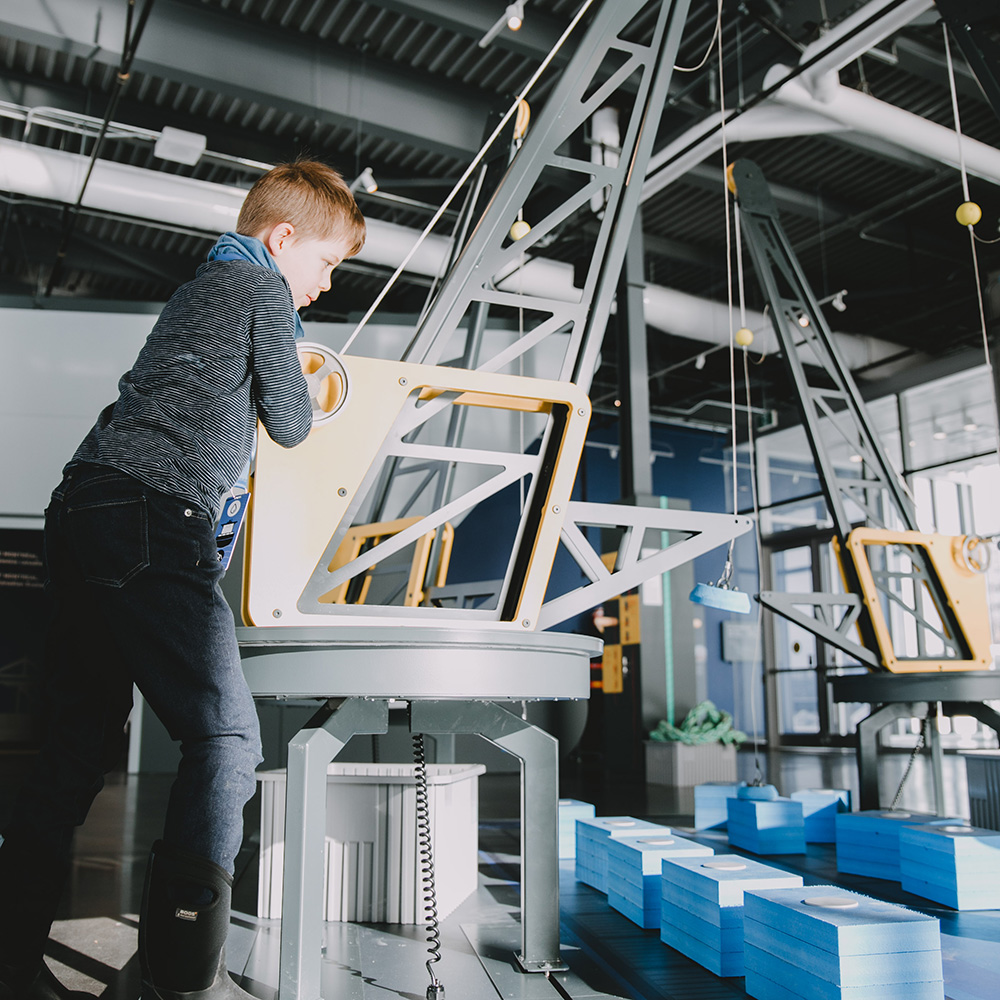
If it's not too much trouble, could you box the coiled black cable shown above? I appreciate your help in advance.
[412,732,445,998]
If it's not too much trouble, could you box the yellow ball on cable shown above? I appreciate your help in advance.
[510,219,531,241]
[735,327,754,348]
[956,201,982,227]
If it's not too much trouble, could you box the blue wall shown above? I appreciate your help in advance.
[446,413,759,723]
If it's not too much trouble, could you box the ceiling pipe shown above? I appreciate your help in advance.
[0,136,912,376]
[641,0,997,203]
[767,70,1000,184]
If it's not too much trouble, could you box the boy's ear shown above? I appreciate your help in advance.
[262,221,296,256]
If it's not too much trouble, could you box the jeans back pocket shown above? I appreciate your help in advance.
[65,496,150,587]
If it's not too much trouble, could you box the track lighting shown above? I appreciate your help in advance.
[349,166,378,194]
[479,2,526,48]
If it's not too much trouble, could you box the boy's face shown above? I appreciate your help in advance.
[262,223,354,310]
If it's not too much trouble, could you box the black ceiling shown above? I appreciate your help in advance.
[1,0,999,431]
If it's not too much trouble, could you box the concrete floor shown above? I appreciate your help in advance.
[0,745,993,1000]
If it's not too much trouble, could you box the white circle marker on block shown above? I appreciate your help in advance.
[638,838,675,846]
[804,896,860,909]
[606,820,636,827]
[880,811,911,819]
[702,860,747,871]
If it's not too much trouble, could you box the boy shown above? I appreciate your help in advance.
[0,161,365,1000]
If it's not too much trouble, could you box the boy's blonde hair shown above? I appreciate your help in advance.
[237,160,366,256]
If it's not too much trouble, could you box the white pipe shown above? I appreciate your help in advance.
[0,137,910,376]
[768,71,1000,184]
[795,0,933,92]
[642,104,845,202]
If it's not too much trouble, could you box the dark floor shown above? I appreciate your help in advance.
[0,744,994,999]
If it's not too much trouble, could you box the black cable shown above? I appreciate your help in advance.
[44,0,157,297]
[412,732,445,999]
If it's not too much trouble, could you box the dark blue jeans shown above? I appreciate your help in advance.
[4,462,262,876]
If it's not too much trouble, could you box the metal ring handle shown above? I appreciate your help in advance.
[297,341,350,424]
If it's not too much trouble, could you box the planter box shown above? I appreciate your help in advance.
[644,740,737,786]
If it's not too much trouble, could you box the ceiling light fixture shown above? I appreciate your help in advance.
[932,421,947,441]
[479,2,526,48]
[831,289,848,312]
[349,166,378,194]
[154,125,206,166]
[963,412,978,432]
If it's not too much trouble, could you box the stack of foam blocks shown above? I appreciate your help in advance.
[659,855,803,977]
[558,799,595,859]
[835,809,939,880]
[790,788,851,843]
[900,822,1000,909]
[727,785,806,856]
[694,781,746,831]
[575,816,668,894]
[607,833,713,928]
[743,885,944,1000]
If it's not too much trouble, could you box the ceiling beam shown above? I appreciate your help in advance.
[0,0,492,160]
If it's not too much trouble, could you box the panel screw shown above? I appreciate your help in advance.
[399,377,408,385]
[578,408,586,416]
[272,609,282,618]
[521,619,531,628]
[338,487,347,497]
[551,505,560,514]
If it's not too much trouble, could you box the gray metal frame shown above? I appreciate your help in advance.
[831,671,1000,810]
[733,158,970,668]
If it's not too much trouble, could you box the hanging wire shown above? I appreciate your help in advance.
[723,18,765,784]
[339,0,597,356]
[43,0,157,298]
[942,21,1000,464]
[675,0,723,73]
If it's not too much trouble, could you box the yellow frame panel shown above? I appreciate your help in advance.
[242,354,590,628]
[842,527,992,673]
[320,516,454,607]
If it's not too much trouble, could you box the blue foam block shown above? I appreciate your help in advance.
[900,822,1000,857]
[659,854,803,907]
[660,916,744,978]
[835,809,938,838]
[694,781,747,830]
[727,807,807,855]
[558,799,595,858]
[744,962,944,1000]
[743,885,940,956]
[661,903,743,954]
[744,915,942,986]
[575,817,669,893]
[744,942,942,997]
[607,832,713,875]
[608,887,660,928]
[791,788,851,843]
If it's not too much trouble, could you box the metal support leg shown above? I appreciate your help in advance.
[856,701,928,810]
[409,700,564,972]
[928,704,946,817]
[280,698,389,1000]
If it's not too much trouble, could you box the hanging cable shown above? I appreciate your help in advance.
[340,0,597,355]
[43,0,156,298]
[942,21,1000,465]
[412,733,445,999]
[675,0,723,73]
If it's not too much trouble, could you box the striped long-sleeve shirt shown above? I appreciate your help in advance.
[69,259,313,514]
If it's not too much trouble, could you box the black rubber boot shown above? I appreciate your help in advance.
[138,841,258,1000]
[0,836,73,1000]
